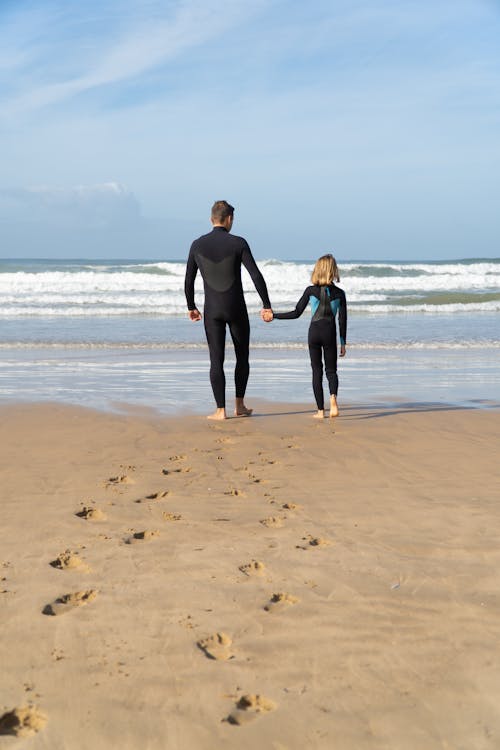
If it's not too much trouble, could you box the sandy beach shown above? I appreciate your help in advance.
[1,401,499,749]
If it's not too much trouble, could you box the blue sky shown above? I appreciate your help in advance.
[0,0,499,260]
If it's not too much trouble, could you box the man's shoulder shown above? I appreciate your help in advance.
[191,231,213,245]
[223,232,250,250]
[191,230,248,246]
[228,232,248,243]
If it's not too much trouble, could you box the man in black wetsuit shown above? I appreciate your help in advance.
[184,200,272,420]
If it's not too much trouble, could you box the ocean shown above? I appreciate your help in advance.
[1,257,499,413]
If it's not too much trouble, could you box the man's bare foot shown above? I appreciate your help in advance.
[207,408,227,420]
[329,395,339,418]
[234,398,253,417]
[313,410,325,419]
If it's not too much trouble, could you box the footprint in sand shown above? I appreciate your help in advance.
[197,632,234,660]
[264,592,299,613]
[282,502,302,511]
[248,474,263,484]
[169,454,186,461]
[50,550,90,572]
[135,491,169,503]
[1,572,15,596]
[280,436,299,448]
[162,467,191,475]
[162,513,182,522]
[126,530,160,544]
[239,560,265,577]
[296,535,332,550]
[106,475,134,486]
[224,488,245,497]
[227,694,276,725]
[260,516,284,528]
[43,589,98,616]
[0,706,47,737]
[76,506,107,521]
[257,454,279,466]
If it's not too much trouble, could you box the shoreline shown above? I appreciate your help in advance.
[1,394,499,421]
[1,402,499,747]
[1,345,499,414]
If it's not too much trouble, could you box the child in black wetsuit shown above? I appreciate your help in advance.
[271,254,347,418]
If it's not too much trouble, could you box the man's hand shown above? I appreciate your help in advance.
[188,308,202,322]
[340,345,346,357]
[261,308,273,322]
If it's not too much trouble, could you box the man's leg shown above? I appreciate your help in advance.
[229,314,252,417]
[204,316,227,419]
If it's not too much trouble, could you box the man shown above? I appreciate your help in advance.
[184,200,272,420]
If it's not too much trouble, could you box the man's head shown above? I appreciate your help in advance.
[211,200,234,229]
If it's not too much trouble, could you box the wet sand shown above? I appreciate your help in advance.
[1,401,499,749]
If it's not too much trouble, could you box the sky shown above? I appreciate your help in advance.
[0,0,499,260]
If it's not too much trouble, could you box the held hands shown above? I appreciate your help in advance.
[261,308,273,323]
[190,308,272,323]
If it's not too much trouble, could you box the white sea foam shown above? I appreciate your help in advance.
[1,299,499,317]
[351,301,500,314]
[0,259,498,318]
[1,340,499,351]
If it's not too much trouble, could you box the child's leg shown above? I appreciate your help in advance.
[323,330,339,417]
[308,329,325,413]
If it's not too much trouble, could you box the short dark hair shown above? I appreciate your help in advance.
[211,200,234,223]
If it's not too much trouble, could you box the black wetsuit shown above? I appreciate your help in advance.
[184,226,271,408]
[274,284,347,410]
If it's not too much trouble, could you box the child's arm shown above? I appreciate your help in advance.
[273,288,310,320]
[338,288,347,355]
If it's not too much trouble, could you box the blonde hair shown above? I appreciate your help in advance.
[311,254,339,285]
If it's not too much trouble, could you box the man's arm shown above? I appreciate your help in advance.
[184,245,200,317]
[241,242,271,310]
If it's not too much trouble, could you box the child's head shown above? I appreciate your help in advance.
[311,254,339,285]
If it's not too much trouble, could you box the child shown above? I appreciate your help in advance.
[271,254,347,418]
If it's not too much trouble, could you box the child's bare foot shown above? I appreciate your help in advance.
[207,408,226,420]
[234,398,253,417]
[313,410,325,419]
[329,395,339,418]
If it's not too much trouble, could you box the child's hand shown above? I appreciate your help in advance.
[261,308,273,323]
[340,345,346,357]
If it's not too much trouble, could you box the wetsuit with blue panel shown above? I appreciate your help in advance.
[184,226,271,408]
[274,284,347,410]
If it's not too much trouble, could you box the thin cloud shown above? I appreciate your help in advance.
[0,0,498,259]
[1,0,266,117]
[0,183,142,227]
